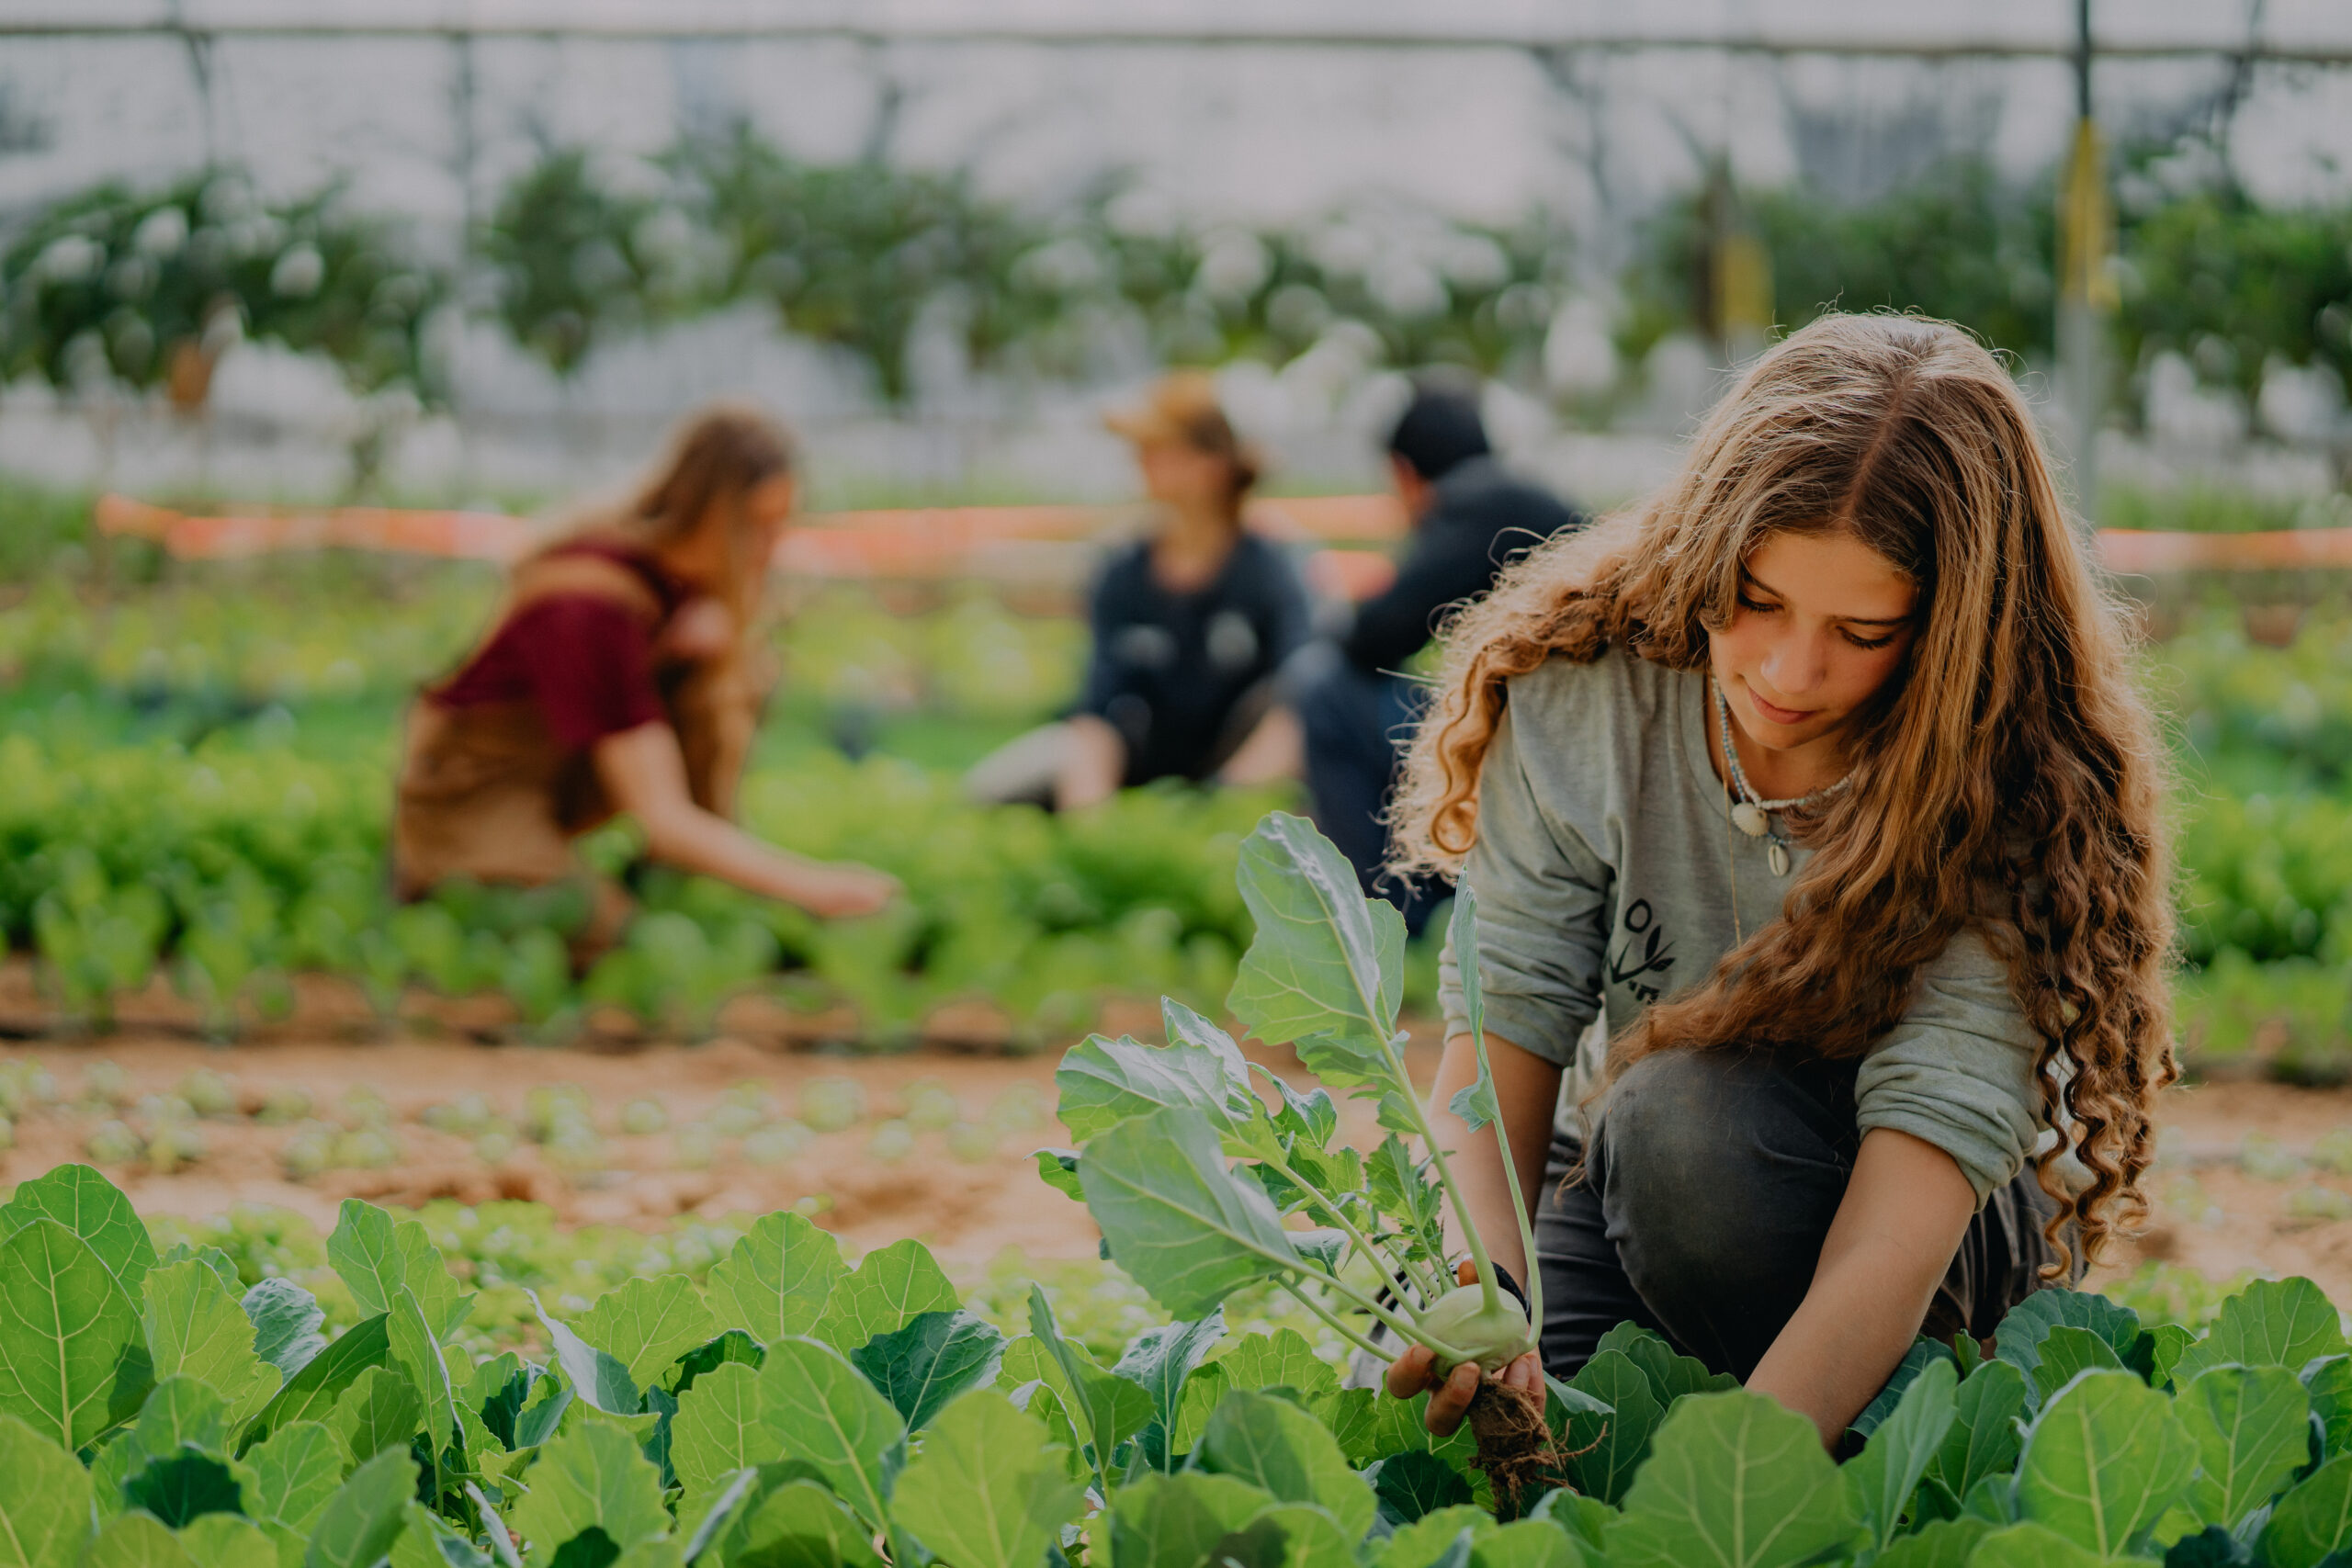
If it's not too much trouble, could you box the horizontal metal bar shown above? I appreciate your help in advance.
[0,17,2342,62]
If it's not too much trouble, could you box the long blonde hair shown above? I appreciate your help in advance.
[1393,313,2176,1269]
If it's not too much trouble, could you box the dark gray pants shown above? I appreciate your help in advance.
[1535,1047,2073,1382]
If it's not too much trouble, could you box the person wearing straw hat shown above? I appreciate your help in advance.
[965,371,1310,810]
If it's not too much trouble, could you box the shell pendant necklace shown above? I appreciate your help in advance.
[1712,680,1852,877]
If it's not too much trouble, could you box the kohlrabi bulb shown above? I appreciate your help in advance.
[1417,1282,1537,1374]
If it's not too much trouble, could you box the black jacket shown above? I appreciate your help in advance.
[1340,457,1585,674]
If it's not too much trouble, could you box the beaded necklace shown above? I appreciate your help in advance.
[1712,680,1852,877]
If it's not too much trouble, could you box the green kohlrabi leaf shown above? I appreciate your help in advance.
[848,1309,1006,1433]
[704,1212,846,1348]
[2026,1326,2125,1409]
[1107,1472,1281,1568]
[1592,1323,1739,1406]
[2260,1452,2352,1568]
[240,1280,327,1382]
[0,1164,157,1297]
[526,1291,639,1416]
[1195,1388,1377,1542]
[387,1285,458,1462]
[1993,1291,2141,1384]
[120,1446,249,1529]
[1077,1104,1304,1318]
[725,1479,884,1568]
[1555,1351,1662,1506]
[1962,1520,2120,1567]
[0,1216,149,1450]
[128,1374,229,1459]
[243,1420,345,1536]
[1919,1358,2028,1518]
[1372,1453,1476,1529]
[177,1513,277,1568]
[2013,1370,2195,1557]
[85,1512,195,1568]
[2171,1277,2349,1386]
[1113,1308,1226,1471]
[1025,1287,1154,1484]
[1873,1516,1994,1568]
[1161,999,1252,1079]
[1605,1390,1861,1568]
[0,1411,94,1568]
[668,1329,763,1398]
[238,1314,390,1452]
[323,1201,462,1342]
[1227,813,1405,1060]
[1851,1339,1958,1440]
[1252,1501,1362,1568]
[1032,1150,1085,1202]
[575,1276,718,1394]
[1846,1357,1959,1551]
[1056,1032,1259,1144]
[143,1261,277,1430]
[389,1504,486,1568]
[757,1337,907,1530]
[669,1362,780,1498]
[303,1450,417,1568]
[1471,1517,1577,1568]
[329,1365,423,1465]
[1375,1505,1487,1568]
[810,1239,961,1356]
[506,1421,671,1563]
[890,1390,1086,1568]
[2174,1364,2309,1531]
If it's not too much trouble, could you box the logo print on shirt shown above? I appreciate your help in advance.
[1606,898,1677,1003]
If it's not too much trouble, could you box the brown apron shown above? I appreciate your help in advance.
[390,547,765,961]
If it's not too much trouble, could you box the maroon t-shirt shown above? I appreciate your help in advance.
[431,543,684,750]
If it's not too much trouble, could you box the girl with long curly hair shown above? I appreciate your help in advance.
[1380,313,2175,1449]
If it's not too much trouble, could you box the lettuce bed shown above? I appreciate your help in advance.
[0,1156,2347,1568]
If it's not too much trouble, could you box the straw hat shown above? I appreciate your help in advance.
[1102,371,1246,458]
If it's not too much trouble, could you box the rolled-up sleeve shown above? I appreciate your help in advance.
[1436,706,1611,1066]
[1855,931,2046,1205]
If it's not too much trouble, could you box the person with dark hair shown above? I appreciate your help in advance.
[393,402,899,956]
[1225,378,1583,931]
[967,372,1310,809]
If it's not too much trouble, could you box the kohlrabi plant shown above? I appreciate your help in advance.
[1044,812,1556,1501]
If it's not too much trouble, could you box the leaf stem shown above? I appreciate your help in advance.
[1467,1014,1544,1333]
[1257,1145,1439,1310]
[1277,1278,1395,1364]
[1384,1029,1501,1319]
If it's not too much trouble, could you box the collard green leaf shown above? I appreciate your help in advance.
[1525,1488,1610,1552]
[575,1278,717,1396]
[2257,1451,2352,1568]
[1963,1520,2115,1567]
[1196,1389,1378,1542]
[527,1291,639,1416]
[133,1375,231,1458]
[2172,1278,2349,1387]
[143,1262,277,1430]
[2143,1324,2197,1391]
[726,1479,883,1568]
[1025,1287,1154,1483]
[1921,1358,2028,1517]
[1107,1472,1279,1568]
[1873,1516,1993,1568]
[1556,1350,1663,1506]
[323,1203,461,1343]
[329,1366,423,1465]
[2027,1326,2125,1409]
[1032,1151,1085,1203]
[1376,1506,1488,1568]
[1593,1323,1738,1407]
[387,1286,458,1461]
[0,1410,95,1568]
[1251,1502,1362,1568]
[891,1390,1086,1568]
[508,1421,671,1562]
[1471,1518,1576,1568]
[0,1164,156,1297]
[239,1314,390,1453]
[239,1280,327,1384]
[388,1504,487,1568]
[667,1330,762,1398]
[757,1337,906,1530]
[671,1363,781,1499]
[1111,1308,1224,1472]
[2175,1364,2309,1530]
[1057,1032,1257,1144]
[704,1213,845,1349]
[177,1514,277,1568]
[1851,1339,1958,1440]
[1846,1357,1958,1551]
[1605,1390,1861,1568]
[2013,1369,2195,1557]
[1227,812,1405,1057]
[243,1420,344,1535]
[1263,1075,1340,1149]
[121,1447,248,1529]
[2308,1356,2352,1462]
[1993,1291,2142,1383]
[1078,1104,1304,1318]
[809,1240,959,1355]
[1215,1330,1340,1401]
[85,1513,195,1568]
[847,1309,1005,1433]
[303,1450,416,1568]
[0,1216,149,1450]
[1373,1451,1476,1529]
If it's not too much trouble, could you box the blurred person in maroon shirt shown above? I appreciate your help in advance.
[393,404,897,958]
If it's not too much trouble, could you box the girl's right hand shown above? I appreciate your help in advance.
[793,862,901,919]
[1383,1260,1544,1437]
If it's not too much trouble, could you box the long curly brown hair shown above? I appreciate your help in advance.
[1391,313,2176,1269]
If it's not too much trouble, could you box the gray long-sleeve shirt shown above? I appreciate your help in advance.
[1436,646,2045,1205]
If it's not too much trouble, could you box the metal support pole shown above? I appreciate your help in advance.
[2055,0,2112,527]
